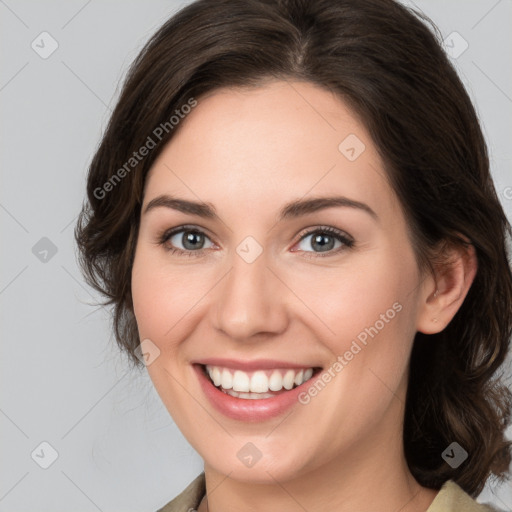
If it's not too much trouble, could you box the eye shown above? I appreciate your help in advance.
[158,226,215,256]
[293,226,354,258]
[157,225,354,258]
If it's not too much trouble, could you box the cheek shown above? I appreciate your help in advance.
[131,260,167,341]
[287,251,415,344]
[131,248,202,419]
[131,246,208,343]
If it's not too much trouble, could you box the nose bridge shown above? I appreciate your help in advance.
[212,238,288,340]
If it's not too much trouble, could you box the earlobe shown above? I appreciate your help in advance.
[416,241,478,335]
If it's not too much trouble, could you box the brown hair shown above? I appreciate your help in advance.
[75,0,512,497]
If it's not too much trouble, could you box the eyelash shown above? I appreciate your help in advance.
[157,224,355,259]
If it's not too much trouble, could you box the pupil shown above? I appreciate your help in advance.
[183,231,203,250]
[313,234,334,252]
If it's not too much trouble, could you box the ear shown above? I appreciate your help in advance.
[416,239,478,335]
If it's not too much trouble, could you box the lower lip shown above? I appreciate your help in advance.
[194,365,317,422]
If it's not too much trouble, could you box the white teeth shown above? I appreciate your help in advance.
[221,368,233,389]
[211,367,222,387]
[250,371,269,393]
[232,370,250,392]
[268,370,283,391]
[205,365,316,396]
[224,389,275,399]
[283,370,295,390]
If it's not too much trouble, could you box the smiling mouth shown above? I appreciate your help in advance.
[200,364,322,400]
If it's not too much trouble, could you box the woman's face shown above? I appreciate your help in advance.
[131,80,431,483]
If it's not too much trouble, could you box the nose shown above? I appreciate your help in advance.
[211,247,289,342]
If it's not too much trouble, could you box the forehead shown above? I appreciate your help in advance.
[144,80,401,222]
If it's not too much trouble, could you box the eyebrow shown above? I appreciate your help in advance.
[143,194,378,222]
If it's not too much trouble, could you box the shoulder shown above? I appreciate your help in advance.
[427,480,505,512]
[156,473,206,512]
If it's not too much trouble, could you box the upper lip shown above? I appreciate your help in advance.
[192,358,320,371]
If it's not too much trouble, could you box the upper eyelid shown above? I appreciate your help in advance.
[163,224,215,243]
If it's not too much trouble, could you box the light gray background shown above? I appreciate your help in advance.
[1,0,511,510]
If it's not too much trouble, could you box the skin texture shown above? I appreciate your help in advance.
[131,81,477,512]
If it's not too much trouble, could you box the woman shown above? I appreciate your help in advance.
[75,0,512,510]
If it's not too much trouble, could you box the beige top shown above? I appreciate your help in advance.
[156,473,503,512]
